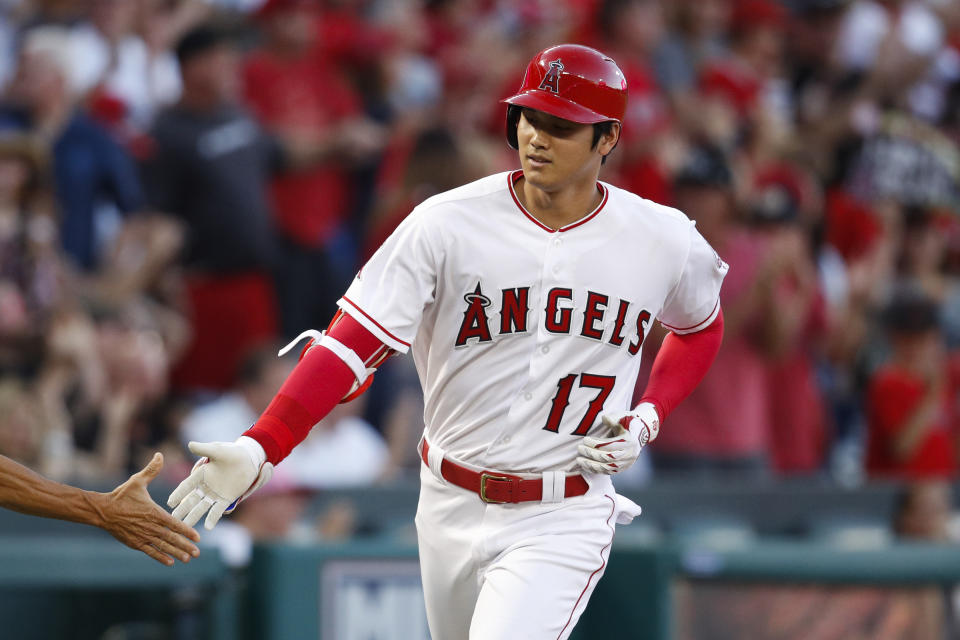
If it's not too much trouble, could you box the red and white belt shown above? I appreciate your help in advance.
[420,439,589,504]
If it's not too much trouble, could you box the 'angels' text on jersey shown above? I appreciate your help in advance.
[454,281,652,355]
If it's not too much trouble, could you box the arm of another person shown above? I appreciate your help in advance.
[0,452,200,565]
[869,367,943,464]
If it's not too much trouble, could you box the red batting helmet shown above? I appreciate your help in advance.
[502,44,628,150]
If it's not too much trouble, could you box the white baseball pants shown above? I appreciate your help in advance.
[415,464,640,640]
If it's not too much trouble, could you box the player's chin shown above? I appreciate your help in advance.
[520,161,558,187]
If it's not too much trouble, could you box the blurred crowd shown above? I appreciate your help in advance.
[2,0,960,547]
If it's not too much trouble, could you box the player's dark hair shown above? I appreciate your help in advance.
[592,122,616,165]
[509,106,617,164]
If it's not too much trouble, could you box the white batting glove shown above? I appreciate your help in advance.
[167,436,273,530]
[577,402,660,475]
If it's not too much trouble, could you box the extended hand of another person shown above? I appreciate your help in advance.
[98,452,200,565]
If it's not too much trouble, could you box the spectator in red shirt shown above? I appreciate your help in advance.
[650,146,773,477]
[695,0,787,155]
[866,289,959,479]
[748,170,830,474]
[243,0,386,337]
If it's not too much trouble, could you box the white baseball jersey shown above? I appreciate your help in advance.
[339,170,727,474]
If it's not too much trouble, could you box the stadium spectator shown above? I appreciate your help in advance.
[143,24,283,391]
[894,480,958,542]
[653,0,729,108]
[866,288,959,479]
[243,0,386,337]
[595,0,675,205]
[649,146,773,477]
[68,0,182,134]
[696,0,789,163]
[0,134,60,376]
[836,0,948,119]
[897,205,960,348]
[28,303,177,481]
[748,169,831,474]
[0,27,148,272]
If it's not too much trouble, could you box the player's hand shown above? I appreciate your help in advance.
[98,452,201,565]
[576,403,660,475]
[167,437,273,531]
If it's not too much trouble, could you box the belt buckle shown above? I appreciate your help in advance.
[479,473,510,504]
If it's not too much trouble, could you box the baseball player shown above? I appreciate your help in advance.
[168,44,727,639]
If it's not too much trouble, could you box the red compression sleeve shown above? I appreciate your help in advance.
[639,308,724,421]
[243,313,389,464]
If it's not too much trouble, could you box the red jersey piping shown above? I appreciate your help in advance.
[556,494,616,639]
[660,299,720,333]
[508,170,608,233]
[340,296,411,347]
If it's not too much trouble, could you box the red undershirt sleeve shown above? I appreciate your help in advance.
[639,308,724,422]
[243,313,389,464]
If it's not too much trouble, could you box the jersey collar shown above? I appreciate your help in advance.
[508,170,608,233]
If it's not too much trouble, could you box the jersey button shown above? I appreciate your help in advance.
[552,264,561,273]
[553,237,561,247]
[541,345,550,354]
[524,392,533,400]
[502,435,511,443]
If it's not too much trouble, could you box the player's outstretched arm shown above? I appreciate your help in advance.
[168,312,391,530]
[0,452,200,565]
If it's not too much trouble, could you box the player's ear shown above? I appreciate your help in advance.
[599,123,620,156]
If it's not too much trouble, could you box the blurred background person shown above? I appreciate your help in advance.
[242,0,385,338]
[893,480,959,542]
[0,26,153,274]
[646,145,774,478]
[865,288,960,479]
[67,0,184,136]
[142,24,283,392]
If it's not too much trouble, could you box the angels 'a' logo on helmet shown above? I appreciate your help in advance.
[538,59,564,94]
